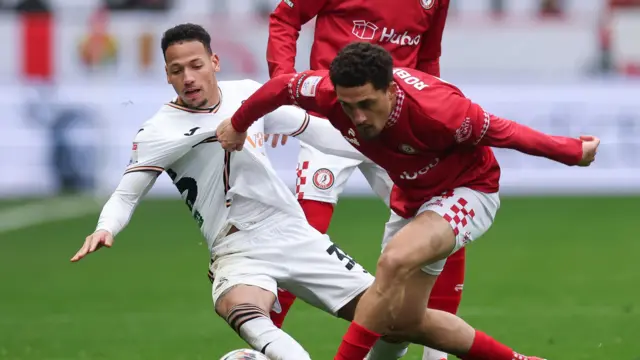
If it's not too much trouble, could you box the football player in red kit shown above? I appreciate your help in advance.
[266,3,464,358]
[218,42,599,360]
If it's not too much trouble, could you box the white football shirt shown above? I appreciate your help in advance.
[96,79,366,252]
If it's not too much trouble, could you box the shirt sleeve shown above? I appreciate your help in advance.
[415,0,450,76]
[95,171,158,237]
[125,125,215,174]
[231,71,334,133]
[436,94,584,166]
[263,105,368,161]
[267,0,328,77]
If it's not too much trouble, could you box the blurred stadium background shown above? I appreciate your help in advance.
[0,0,639,359]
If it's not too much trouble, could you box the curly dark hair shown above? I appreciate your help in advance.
[161,23,212,58]
[329,42,394,91]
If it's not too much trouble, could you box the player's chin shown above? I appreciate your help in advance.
[357,127,380,140]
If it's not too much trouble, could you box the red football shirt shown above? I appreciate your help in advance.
[267,0,449,78]
[231,69,584,218]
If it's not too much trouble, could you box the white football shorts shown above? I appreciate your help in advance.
[381,187,500,275]
[296,141,393,205]
[209,212,374,315]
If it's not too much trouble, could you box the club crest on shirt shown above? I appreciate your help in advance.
[454,117,473,143]
[312,168,335,190]
[399,144,417,154]
[420,0,435,10]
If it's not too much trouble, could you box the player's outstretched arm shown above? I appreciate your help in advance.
[221,73,327,150]
[70,171,158,262]
[263,105,368,161]
[436,96,599,167]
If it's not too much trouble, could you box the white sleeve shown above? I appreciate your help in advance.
[95,171,158,237]
[263,105,369,162]
[125,125,215,174]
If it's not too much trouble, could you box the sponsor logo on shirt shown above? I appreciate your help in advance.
[398,157,440,180]
[344,128,361,146]
[352,21,421,46]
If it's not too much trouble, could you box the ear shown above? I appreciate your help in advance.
[211,53,221,72]
[387,81,397,100]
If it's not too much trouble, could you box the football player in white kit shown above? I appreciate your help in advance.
[69,24,378,360]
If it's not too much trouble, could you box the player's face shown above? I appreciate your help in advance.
[165,41,220,108]
[335,82,395,139]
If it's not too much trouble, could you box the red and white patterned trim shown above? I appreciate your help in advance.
[295,161,310,199]
[385,83,405,128]
[473,111,491,145]
[442,197,475,236]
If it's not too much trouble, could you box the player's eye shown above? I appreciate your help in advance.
[357,100,372,109]
[171,68,183,75]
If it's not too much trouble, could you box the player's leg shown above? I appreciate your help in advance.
[335,188,534,360]
[270,141,361,328]
[211,232,311,360]
[423,247,466,360]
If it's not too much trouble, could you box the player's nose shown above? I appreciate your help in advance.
[352,109,367,125]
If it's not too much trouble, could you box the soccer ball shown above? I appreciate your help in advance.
[220,349,270,360]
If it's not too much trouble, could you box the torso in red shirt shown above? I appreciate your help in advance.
[311,0,442,70]
[286,68,501,218]
[268,0,448,77]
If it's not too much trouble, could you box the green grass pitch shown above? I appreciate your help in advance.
[0,196,638,359]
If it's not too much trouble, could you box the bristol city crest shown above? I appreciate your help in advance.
[312,168,335,190]
[420,0,435,10]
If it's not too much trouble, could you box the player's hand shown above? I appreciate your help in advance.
[264,134,289,148]
[217,118,247,151]
[70,229,114,262]
[578,135,599,166]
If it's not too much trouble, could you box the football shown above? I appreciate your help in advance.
[220,349,270,360]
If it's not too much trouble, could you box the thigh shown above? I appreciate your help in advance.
[358,161,393,206]
[278,223,374,316]
[381,211,411,253]
[417,188,500,275]
[296,141,361,203]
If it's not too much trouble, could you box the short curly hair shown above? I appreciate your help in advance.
[161,23,212,58]
[329,42,394,91]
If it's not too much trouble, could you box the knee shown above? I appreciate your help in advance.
[376,247,415,282]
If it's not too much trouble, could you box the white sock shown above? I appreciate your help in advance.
[423,346,448,360]
[365,339,410,360]
[237,316,311,360]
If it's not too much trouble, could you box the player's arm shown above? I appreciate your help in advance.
[415,0,450,77]
[442,97,586,166]
[70,126,204,262]
[267,0,328,77]
[264,105,369,161]
[230,72,331,134]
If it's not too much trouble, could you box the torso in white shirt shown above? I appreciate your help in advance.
[125,80,309,252]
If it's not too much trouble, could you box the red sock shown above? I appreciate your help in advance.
[461,330,526,360]
[269,200,334,327]
[270,288,297,328]
[428,247,466,314]
[299,199,334,234]
[334,322,381,360]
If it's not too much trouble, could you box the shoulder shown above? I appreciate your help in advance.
[134,105,187,143]
[219,79,263,94]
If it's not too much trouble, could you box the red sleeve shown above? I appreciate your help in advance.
[447,99,583,166]
[231,71,333,132]
[267,0,328,78]
[415,0,450,77]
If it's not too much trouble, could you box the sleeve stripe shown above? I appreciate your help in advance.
[124,166,164,174]
[192,136,218,148]
[289,113,310,137]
